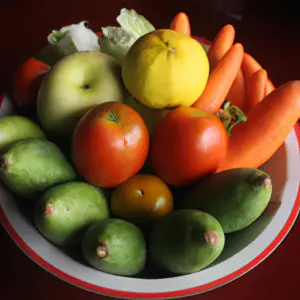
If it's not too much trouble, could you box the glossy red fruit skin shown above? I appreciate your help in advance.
[13,57,51,109]
[150,105,229,186]
[72,101,150,188]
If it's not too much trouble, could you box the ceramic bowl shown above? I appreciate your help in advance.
[1,38,300,299]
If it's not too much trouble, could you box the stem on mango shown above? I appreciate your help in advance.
[96,242,108,258]
[0,156,7,171]
[204,230,220,246]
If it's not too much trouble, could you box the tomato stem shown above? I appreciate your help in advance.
[217,101,247,136]
[106,110,118,123]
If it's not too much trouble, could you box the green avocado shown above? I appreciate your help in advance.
[0,115,46,153]
[0,138,76,199]
[82,218,146,276]
[149,209,225,275]
[34,181,109,247]
[181,168,273,233]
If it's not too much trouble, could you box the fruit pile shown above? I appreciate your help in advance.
[1,8,300,277]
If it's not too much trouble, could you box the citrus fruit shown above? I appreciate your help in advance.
[122,29,209,109]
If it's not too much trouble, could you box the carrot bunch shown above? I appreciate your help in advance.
[208,25,247,111]
[169,14,276,113]
[218,80,300,172]
[169,13,300,171]
[193,24,276,113]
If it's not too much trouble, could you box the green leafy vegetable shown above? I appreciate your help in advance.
[99,8,155,63]
[99,26,136,63]
[116,8,155,39]
[48,21,100,57]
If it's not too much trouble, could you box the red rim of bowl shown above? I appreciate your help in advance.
[1,36,300,298]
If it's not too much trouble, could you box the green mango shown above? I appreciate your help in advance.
[34,181,109,247]
[0,115,46,153]
[82,218,147,276]
[0,139,76,199]
[149,209,225,275]
[181,168,273,233]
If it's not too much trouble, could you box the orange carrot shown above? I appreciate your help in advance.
[218,80,300,172]
[265,79,275,96]
[169,12,191,36]
[192,43,244,114]
[207,24,246,112]
[242,53,262,84]
[207,24,235,68]
[247,69,268,111]
[242,53,275,97]
[226,70,247,111]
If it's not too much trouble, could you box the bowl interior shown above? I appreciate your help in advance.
[0,128,299,296]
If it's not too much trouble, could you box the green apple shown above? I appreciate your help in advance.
[37,51,126,139]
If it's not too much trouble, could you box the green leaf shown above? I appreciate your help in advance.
[99,8,155,63]
[47,30,66,44]
[116,8,155,39]
[106,110,118,123]
[99,26,136,63]
[47,21,100,57]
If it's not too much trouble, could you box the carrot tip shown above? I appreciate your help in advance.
[224,24,235,31]
[233,42,244,51]
[169,12,191,36]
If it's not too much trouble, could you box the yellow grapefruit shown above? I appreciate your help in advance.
[122,29,209,109]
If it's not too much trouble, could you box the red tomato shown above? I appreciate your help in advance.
[13,57,51,109]
[150,106,229,186]
[72,102,150,188]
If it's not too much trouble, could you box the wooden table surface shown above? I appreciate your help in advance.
[1,0,300,299]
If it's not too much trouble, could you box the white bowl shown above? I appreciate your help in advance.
[1,123,299,299]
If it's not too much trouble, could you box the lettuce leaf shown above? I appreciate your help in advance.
[116,8,155,39]
[48,21,100,57]
[99,26,136,63]
[99,8,155,63]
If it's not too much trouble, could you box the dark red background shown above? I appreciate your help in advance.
[1,0,300,299]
